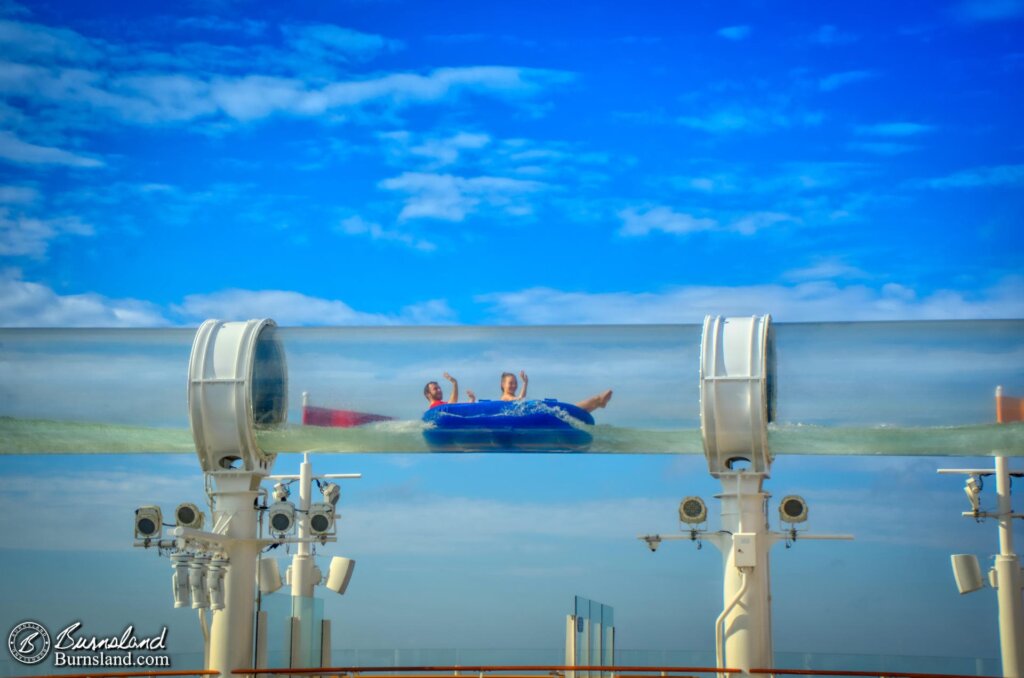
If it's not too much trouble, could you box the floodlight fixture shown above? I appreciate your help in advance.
[321,482,341,507]
[679,496,708,524]
[175,502,204,529]
[268,501,295,536]
[308,503,335,536]
[272,482,291,503]
[779,495,809,524]
[135,506,163,541]
[642,535,662,552]
[964,476,981,513]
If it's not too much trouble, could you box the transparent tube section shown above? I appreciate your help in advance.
[0,321,1021,456]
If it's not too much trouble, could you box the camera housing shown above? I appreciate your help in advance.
[321,482,341,507]
[643,535,662,552]
[964,476,981,513]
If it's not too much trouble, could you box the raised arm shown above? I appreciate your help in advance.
[518,370,528,400]
[443,371,459,403]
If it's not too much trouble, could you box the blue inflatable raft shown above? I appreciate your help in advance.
[422,399,595,452]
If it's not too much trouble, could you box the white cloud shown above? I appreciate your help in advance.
[731,211,796,234]
[618,206,796,237]
[618,206,716,236]
[0,270,168,327]
[379,172,545,222]
[952,0,1024,22]
[0,18,103,63]
[717,25,751,40]
[281,23,403,62]
[783,257,870,282]
[846,141,917,155]
[337,214,436,252]
[0,184,38,204]
[207,67,566,123]
[174,289,456,326]
[674,162,872,197]
[818,70,875,92]
[918,163,1024,189]
[0,207,93,257]
[409,132,491,167]
[812,24,859,45]
[678,107,823,133]
[855,122,935,136]
[677,109,751,133]
[476,276,1024,324]
[0,130,103,167]
[0,15,571,128]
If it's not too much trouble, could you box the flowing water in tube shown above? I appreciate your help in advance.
[0,321,1021,456]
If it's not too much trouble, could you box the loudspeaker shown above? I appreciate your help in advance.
[326,557,355,595]
[951,553,983,594]
[258,558,283,595]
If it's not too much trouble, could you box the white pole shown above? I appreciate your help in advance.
[288,453,317,668]
[207,475,261,678]
[995,455,1024,678]
[715,472,773,673]
[292,453,315,597]
[565,615,576,678]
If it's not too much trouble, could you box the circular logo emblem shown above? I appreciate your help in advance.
[7,621,51,665]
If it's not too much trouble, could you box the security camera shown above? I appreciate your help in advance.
[272,482,291,503]
[779,495,809,524]
[308,503,335,536]
[642,535,662,552]
[679,496,707,524]
[135,506,163,540]
[267,501,295,535]
[175,502,205,529]
[321,482,340,507]
[964,476,981,513]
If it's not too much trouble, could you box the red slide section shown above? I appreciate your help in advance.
[302,405,394,428]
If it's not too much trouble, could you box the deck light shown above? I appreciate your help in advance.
[779,495,808,524]
[135,506,162,541]
[175,502,204,529]
[679,496,708,524]
[308,503,335,536]
[268,501,295,535]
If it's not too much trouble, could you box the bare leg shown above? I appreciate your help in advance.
[576,389,613,412]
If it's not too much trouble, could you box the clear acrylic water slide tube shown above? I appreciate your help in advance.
[0,320,1021,456]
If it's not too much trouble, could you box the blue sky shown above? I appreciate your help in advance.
[1,0,1023,671]
[0,0,1021,325]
